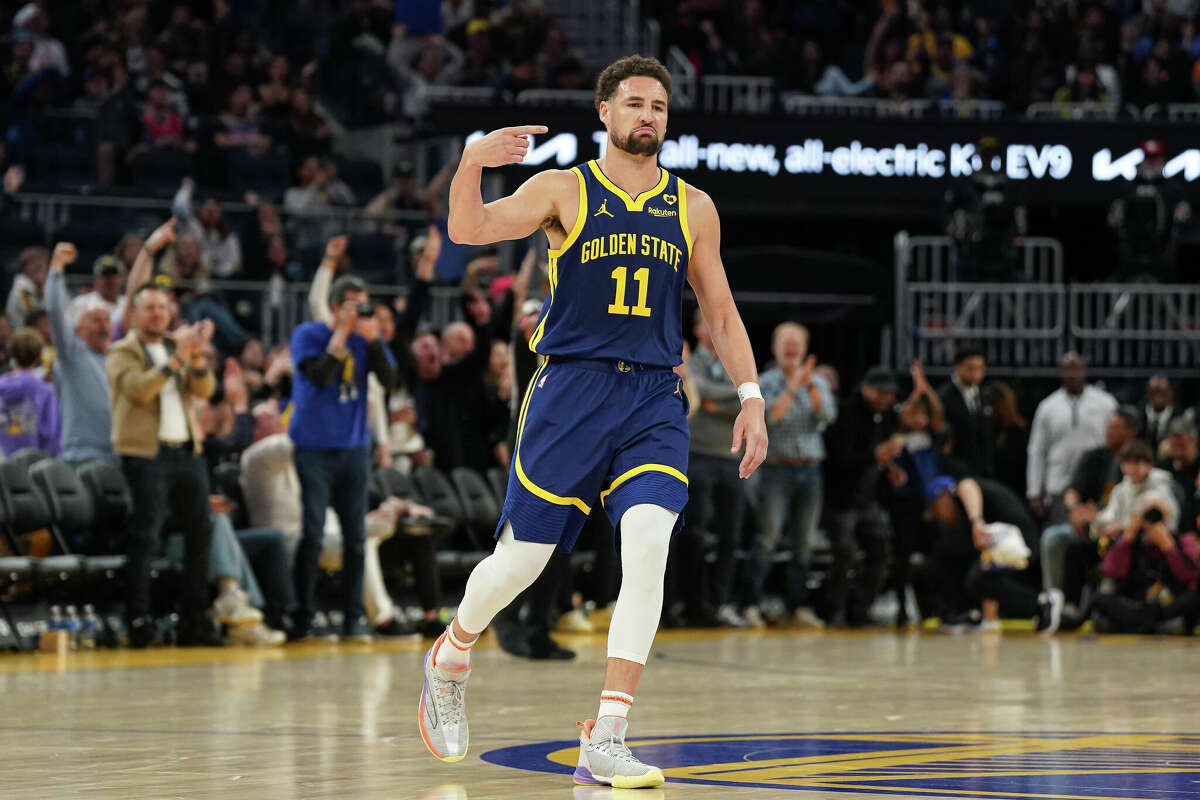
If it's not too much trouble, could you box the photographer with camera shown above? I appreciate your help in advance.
[289,270,399,641]
[1089,440,1197,633]
[1094,497,1199,634]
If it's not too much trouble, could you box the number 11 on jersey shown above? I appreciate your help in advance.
[607,266,652,317]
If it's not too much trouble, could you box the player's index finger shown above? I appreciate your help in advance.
[510,125,549,135]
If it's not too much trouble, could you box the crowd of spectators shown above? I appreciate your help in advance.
[10,0,1200,204]
[0,0,593,193]
[652,0,1200,109]
[1,1,1199,653]
[1,200,1198,649]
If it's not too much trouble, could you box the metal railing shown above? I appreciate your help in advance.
[895,232,1200,378]
[58,272,469,351]
[665,46,698,109]
[1070,284,1200,375]
[894,232,1067,376]
[701,76,775,115]
[898,281,1067,376]
[414,85,500,108]
[1024,101,1136,120]
[641,16,661,58]
[896,232,1063,285]
[936,99,1006,119]
[1163,103,1200,122]
[779,94,931,118]
[515,89,595,108]
[11,191,428,248]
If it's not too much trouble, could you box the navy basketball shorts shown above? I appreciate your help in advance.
[496,356,691,552]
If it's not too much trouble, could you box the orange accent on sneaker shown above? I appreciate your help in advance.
[430,633,471,674]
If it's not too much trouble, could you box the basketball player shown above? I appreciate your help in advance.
[418,55,768,789]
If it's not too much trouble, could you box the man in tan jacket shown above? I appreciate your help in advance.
[107,281,219,647]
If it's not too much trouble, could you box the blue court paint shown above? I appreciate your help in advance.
[481,731,1200,798]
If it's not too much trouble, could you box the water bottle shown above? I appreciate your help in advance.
[47,605,65,632]
[64,605,82,650]
[79,605,101,651]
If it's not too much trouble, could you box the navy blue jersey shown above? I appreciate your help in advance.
[529,160,692,368]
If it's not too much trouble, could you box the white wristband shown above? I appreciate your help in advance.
[737,382,762,404]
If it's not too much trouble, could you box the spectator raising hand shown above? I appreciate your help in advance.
[50,241,78,272]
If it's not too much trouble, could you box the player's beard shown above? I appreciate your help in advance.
[611,126,661,157]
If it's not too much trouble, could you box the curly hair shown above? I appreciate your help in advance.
[594,54,672,110]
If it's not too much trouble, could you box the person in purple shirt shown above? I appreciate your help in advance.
[0,327,61,456]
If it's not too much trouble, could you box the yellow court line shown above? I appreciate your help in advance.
[794,781,1163,800]
[657,733,1169,780]
[0,636,435,673]
[2,627,1182,674]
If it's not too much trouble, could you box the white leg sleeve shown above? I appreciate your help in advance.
[454,521,556,635]
[607,503,677,664]
[362,538,396,626]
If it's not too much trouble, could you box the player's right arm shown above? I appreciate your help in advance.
[448,125,573,245]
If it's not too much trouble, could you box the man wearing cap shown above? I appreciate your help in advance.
[1158,417,1199,501]
[824,366,899,626]
[1026,352,1117,524]
[925,475,1040,631]
[1106,138,1186,281]
[67,254,127,328]
[12,3,68,78]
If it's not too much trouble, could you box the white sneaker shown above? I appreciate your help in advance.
[557,608,595,632]
[418,635,470,762]
[228,623,286,646]
[715,604,747,628]
[979,619,1002,633]
[574,717,664,789]
[789,607,825,629]
[212,589,263,627]
[743,606,766,629]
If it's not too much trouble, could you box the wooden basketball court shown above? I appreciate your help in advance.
[2,628,1197,799]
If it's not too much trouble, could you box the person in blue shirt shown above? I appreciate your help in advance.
[289,260,399,641]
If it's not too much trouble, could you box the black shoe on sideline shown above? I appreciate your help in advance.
[177,615,224,647]
[127,615,159,649]
[342,616,375,643]
[527,629,575,660]
[492,617,531,658]
[418,618,447,638]
[374,616,419,638]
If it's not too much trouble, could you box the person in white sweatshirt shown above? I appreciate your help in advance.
[1026,352,1117,524]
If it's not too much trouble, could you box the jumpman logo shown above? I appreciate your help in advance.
[594,198,614,218]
